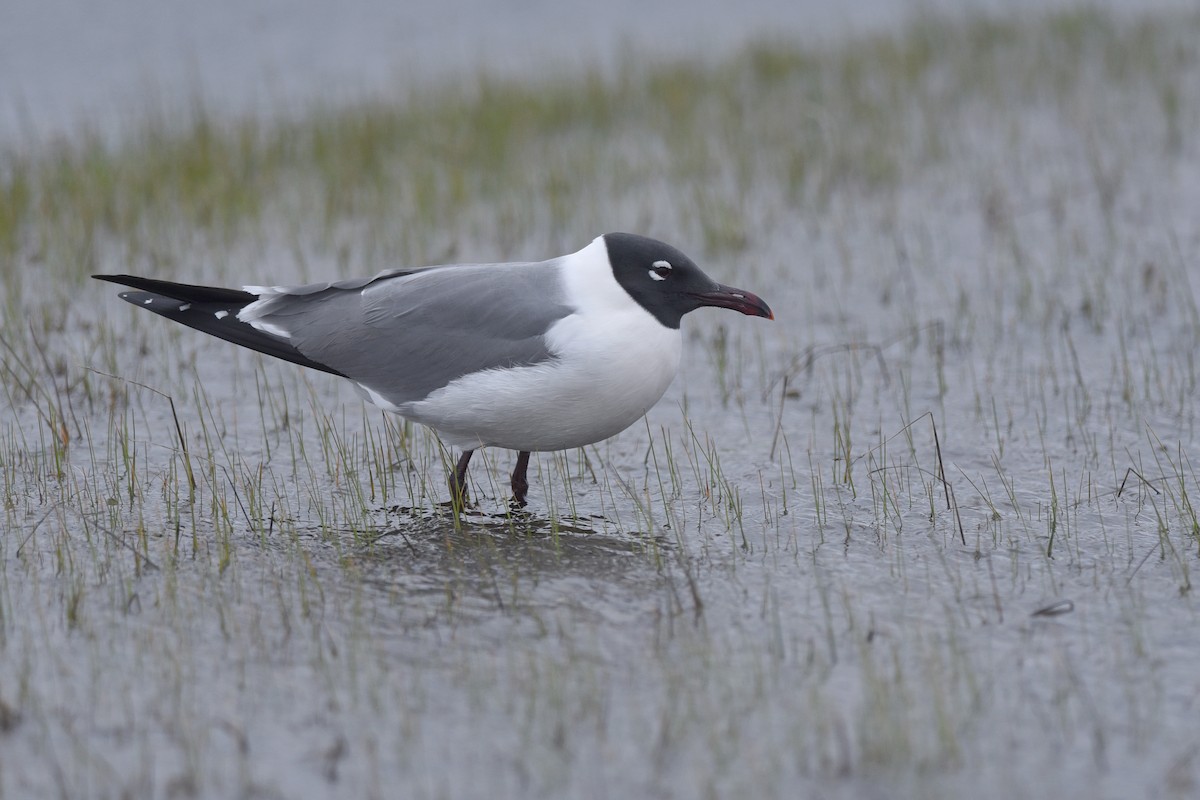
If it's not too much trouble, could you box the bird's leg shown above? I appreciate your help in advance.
[510,451,531,507]
[450,450,474,506]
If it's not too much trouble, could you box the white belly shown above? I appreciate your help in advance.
[399,307,682,451]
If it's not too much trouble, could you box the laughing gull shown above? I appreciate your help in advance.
[95,233,773,506]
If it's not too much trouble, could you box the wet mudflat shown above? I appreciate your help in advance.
[2,9,1200,799]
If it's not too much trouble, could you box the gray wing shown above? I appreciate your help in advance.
[240,260,573,404]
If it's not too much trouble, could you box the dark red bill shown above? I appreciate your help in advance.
[690,284,774,320]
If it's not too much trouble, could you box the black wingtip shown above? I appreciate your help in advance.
[98,275,347,379]
[92,274,257,304]
[115,290,169,308]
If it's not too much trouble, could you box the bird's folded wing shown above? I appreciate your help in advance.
[242,261,574,404]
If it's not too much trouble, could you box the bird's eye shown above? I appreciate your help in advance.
[649,260,673,281]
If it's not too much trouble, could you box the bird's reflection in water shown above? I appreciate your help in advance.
[368,503,670,564]
[299,504,678,620]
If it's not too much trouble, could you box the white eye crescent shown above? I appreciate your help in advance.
[649,260,672,281]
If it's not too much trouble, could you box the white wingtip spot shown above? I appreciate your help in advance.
[143,298,153,304]
[178,303,191,312]
[215,310,229,319]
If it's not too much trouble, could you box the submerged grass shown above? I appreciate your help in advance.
[2,7,1200,800]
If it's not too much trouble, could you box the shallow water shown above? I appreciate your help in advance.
[3,8,1200,800]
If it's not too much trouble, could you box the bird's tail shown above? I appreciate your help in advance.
[93,274,346,377]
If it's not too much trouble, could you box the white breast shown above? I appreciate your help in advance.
[399,237,683,452]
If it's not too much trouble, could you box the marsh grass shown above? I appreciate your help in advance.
[2,7,1200,800]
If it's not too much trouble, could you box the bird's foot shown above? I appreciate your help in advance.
[509,485,528,509]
